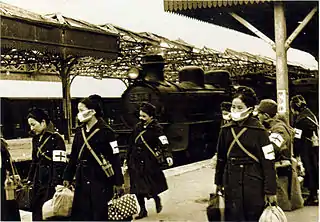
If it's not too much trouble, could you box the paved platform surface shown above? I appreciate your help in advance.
[20,159,319,221]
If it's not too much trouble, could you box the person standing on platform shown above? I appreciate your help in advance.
[126,102,173,220]
[290,95,319,206]
[26,108,67,221]
[63,96,124,221]
[257,99,304,211]
[215,86,277,221]
[1,137,21,221]
[220,101,232,126]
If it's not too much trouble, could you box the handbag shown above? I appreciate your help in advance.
[108,194,139,221]
[259,204,287,222]
[6,147,32,211]
[206,191,225,221]
[42,185,74,220]
[16,183,33,211]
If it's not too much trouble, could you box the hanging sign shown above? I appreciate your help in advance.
[277,90,286,114]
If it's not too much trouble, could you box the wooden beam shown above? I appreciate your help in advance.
[0,72,61,82]
[285,6,318,51]
[229,12,276,49]
[274,1,289,122]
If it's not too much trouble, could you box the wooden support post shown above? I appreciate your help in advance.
[285,6,318,50]
[61,64,71,143]
[274,2,289,122]
[229,12,275,49]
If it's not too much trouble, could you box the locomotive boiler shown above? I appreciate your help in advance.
[117,55,231,164]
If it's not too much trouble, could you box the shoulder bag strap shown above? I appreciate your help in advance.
[36,135,52,160]
[140,134,158,159]
[134,130,147,144]
[229,128,260,163]
[134,130,159,159]
[81,128,113,177]
[307,116,319,128]
[227,127,247,157]
[78,128,100,159]
[8,150,19,185]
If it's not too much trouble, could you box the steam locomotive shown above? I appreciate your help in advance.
[114,54,319,165]
[114,55,233,164]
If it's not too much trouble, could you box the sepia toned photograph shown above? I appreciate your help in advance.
[0,0,318,221]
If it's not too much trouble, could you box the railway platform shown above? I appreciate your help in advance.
[19,158,318,222]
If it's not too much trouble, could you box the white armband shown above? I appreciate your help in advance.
[52,150,67,162]
[269,133,284,148]
[158,135,169,145]
[110,141,119,154]
[294,128,302,139]
[262,144,275,160]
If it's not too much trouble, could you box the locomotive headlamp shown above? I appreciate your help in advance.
[128,68,140,80]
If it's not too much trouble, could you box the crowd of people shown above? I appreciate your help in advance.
[216,86,318,221]
[1,86,318,222]
[1,96,173,221]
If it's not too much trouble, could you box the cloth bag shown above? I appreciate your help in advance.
[16,183,33,211]
[42,185,74,220]
[206,191,225,221]
[108,194,139,221]
[259,204,287,222]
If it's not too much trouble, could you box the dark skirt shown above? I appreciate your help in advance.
[128,150,168,198]
[31,184,55,221]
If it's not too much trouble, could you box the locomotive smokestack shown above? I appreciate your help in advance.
[141,54,165,81]
[178,66,205,88]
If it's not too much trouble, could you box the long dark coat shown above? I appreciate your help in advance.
[265,117,303,211]
[292,108,319,192]
[127,119,172,198]
[27,123,66,221]
[63,119,124,221]
[1,138,21,221]
[215,116,277,221]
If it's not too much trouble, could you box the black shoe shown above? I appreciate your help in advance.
[304,196,319,206]
[155,197,163,213]
[135,209,148,220]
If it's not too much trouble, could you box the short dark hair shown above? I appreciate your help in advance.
[220,101,232,112]
[140,102,156,117]
[80,96,103,118]
[233,86,258,108]
[290,95,307,112]
[27,108,50,124]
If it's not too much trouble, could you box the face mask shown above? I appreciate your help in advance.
[222,113,231,121]
[77,109,95,123]
[231,108,252,122]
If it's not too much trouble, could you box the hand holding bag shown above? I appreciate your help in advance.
[206,191,225,221]
[42,185,74,220]
[108,194,139,221]
[306,116,319,147]
[6,149,32,211]
[259,203,287,222]
[16,183,33,211]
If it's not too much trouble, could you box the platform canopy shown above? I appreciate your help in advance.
[0,2,119,59]
[163,0,319,60]
[1,2,317,82]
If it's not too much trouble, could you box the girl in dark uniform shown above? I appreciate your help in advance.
[290,95,319,205]
[27,108,67,221]
[63,97,124,221]
[126,102,173,220]
[215,86,277,221]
